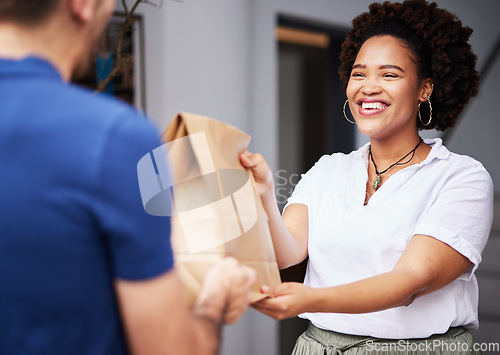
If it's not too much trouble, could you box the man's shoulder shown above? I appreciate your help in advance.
[17,80,161,172]
[40,82,158,142]
[59,83,142,123]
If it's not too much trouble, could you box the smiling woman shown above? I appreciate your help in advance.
[347,36,426,134]
[240,0,493,354]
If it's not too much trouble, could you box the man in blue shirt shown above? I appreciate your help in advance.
[0,1,256,354]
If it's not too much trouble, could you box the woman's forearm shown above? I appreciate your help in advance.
[253,269,427,320]
[240,151,308,269]
[261,191,308,269]
[311,270,424,314]
[303,234,471,315]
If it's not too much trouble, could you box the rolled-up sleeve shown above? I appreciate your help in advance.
[412,157,494,279]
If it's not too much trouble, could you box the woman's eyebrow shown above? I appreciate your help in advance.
[351,64,405,73]
[380,64,405,72]
[352,64,366,70]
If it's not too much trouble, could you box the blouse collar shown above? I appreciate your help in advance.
[357,137,450,167]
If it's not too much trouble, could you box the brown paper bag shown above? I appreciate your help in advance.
[161,112,281,305]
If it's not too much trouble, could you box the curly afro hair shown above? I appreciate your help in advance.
[338,0,479,131]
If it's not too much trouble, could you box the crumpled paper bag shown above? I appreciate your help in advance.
[159,112,281,304]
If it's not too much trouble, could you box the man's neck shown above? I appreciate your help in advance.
[0,22,82,81]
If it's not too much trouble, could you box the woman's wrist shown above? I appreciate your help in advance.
[302,286,324,314]
[260,187,278,213]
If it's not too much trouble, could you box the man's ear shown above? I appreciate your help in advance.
[68,0,97,23]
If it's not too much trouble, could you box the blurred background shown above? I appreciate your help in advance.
[105,0,500,353]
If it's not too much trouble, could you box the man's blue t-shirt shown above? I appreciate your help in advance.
[0,57,174,354]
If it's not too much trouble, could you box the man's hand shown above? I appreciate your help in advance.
[116,257,256,355]
[196,257,257,324]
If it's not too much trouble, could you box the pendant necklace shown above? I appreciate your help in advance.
[369,138,422,191]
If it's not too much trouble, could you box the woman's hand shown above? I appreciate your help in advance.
[240,151,275,203]
[251,283,315,320]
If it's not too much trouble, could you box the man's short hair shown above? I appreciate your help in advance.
[0,0,61,26]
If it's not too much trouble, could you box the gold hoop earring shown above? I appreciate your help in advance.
[343,100,356,124]
[418,98,433,126]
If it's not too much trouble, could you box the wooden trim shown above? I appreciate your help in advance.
[276,26,330,48]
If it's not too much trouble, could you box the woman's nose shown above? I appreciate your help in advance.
[361,79,382,95]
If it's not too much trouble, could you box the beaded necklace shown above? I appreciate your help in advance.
[369,138,422,191]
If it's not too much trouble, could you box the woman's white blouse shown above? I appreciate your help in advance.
[285,138,493,339]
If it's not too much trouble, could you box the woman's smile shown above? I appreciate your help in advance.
[357,98,390,116]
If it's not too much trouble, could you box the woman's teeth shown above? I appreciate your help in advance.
[361,102,387,109]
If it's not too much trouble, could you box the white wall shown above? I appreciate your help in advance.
[139,0,252,135]
[122,1,500,354]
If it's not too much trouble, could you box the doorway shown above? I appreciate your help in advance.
[277,15,353,355]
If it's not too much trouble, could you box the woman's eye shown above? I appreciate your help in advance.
[383,73,398,78]
[351,72,364,77]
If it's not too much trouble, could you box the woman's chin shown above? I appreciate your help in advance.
[354,120,384,138]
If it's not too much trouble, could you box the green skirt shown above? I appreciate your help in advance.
[292,322,481,355]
